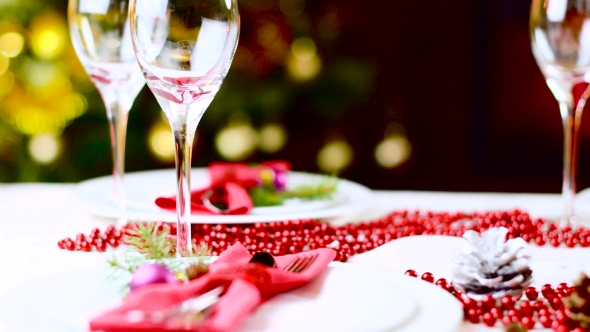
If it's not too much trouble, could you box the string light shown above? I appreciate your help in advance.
[28,133,61,164]
[258,123,287,153]
[317,139,353,172]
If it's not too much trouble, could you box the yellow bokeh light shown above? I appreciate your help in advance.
[258,123,287,153]
[148,121,175,162]
[215,124,258,161]
[28,133,61,164]
[0,32,24,58]
[30,13,66,60]
[0,54,9,76]
[317,140,353,173]
[287,37,321,81]
[291,37,317,60]
[374,135,411,168]
[0,71,14,95]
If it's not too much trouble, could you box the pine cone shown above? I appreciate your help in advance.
[451,227,532,299]
[564,273,590,328]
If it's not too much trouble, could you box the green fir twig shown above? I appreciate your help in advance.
[250,177,338,207]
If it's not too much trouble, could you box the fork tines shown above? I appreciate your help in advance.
[283,254,318,273]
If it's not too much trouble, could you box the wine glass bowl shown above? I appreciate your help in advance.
[530,0,590,224]
[68,0,145,226]
[130,0,240,255]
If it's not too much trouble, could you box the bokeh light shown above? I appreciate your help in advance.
[148,121,175,162]
[258,123,287,153]
[0,32,24,58]
[374,135,411,168]
[28,133,61,164]
[279,0,305,17]
[30,12,66,60]
[215,122,258,161]
[0,71,14,96]
[0,54,8,76]
[287,37,321,81]
[317,139,353,173]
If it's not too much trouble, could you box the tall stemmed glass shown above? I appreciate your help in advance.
[530,0,590,225]
[129,0,240,255]
[68,0,145,226]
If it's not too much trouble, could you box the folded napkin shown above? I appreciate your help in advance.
[89,243,335,332]
[155,161,291,215]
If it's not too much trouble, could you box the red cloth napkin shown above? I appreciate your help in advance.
[88,243,335,332]
[155,161,291,215]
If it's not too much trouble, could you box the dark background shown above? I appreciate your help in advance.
[1,0,589,194]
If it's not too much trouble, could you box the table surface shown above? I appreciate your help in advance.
[2,183,590,332]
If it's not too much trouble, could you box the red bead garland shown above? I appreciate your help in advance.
[404,269,584,331]
[57,209,590,330]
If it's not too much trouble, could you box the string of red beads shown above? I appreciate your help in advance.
[405,269,583,331]
[57,209,590,256]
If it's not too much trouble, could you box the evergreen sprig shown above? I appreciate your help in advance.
[107,222,211,285]
[249,177,338,207]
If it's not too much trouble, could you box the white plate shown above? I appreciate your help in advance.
[0,263,420,332]
[74,168,373,223]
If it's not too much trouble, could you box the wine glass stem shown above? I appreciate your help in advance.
[559,96,584,226]
[105,98,129,228]
[173,126,195,257]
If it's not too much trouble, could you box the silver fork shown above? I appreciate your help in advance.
[283,253,319,273]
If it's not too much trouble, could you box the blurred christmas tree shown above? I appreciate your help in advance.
[0,0,400,183]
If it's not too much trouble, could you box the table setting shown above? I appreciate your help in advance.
[6,0,590,331]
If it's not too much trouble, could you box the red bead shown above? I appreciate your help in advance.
[519,301,533,316]
[65,240,75,251]
[521,316,535,329]
[541,284,554,298]
[481,295,495,309]
[96,241,107,252]
[539,314,552,328]
[435,278,448,290]
[58,240,66,249]
[466,308,480,324]
[524,287,538,301]
[108,238,120,248]
[421,272,434,283]
[482,312,495,327]
[501,296,515,310]
[79,241,91,252]
[404,269,418,277]
[551,297,564,310]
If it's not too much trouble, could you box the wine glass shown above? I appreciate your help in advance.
[530,0,590,225]
[129,0,240,255]
[68,0,145,226]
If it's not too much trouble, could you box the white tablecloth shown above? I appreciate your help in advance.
[1,183,589,332]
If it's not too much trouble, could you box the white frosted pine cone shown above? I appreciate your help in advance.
[451,227,532,299]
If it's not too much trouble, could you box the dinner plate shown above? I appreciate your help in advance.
[74,168,373,223]
[0,263,420,332]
